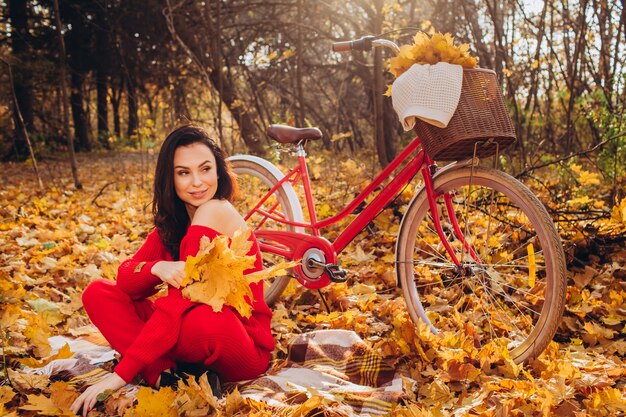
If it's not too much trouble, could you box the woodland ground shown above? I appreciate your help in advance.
[1,151,625,416]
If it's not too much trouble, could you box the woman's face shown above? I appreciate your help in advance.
[173,142,219,218]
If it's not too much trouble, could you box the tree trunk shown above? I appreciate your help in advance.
[127,74,138,138]
[70,70,92,151]
[383,98,397,162]
[485,0,506,81]
[111,75,123,138]
[372,0,388,167]
[463,0,493,68]
[208,69,266,155]
[95,4,110,148]
[2,58,43,189]
[96,68,109,147]
[52,0,81,189]
[210,0,224,144]
[7,0,34,160]
[165,0,266,155]
[295,0,305,127]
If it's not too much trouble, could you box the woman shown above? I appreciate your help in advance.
[71,125,273,416]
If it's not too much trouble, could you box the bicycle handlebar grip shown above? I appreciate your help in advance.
[332,41,353,52]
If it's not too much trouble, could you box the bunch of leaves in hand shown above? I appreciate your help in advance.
[387,31,478,79]
[182,229,294,318]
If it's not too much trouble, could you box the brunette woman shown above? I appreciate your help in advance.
[71,125,273,416]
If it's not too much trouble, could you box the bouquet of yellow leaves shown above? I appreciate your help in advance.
[182,229,295,318]
[387,31,477,79]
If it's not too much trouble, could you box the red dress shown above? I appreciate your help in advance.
[82,225,274,387]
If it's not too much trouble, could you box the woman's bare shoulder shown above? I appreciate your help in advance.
[191,199,247,237]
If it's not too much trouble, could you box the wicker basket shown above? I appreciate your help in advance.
[412,68,516,161]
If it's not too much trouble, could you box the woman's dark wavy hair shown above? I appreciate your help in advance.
[152,125,237,260]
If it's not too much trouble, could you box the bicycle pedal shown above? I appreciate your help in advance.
[324,264,348,283]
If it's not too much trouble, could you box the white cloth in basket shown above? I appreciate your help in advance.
[391,62,463,130]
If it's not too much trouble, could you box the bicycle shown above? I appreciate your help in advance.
[227,35,567,364]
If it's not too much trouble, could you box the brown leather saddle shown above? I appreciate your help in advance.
[266,124,322,144]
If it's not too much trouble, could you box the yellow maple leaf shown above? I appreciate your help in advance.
[577,169,601,186]
[0,385,16,406]
[173,372,217,414]
[23,314,52,357]
[19,394,72,416]
[182,229,296,318]
[387,30,478,88]
[610,198,626,224]
[582,321,616,346]
[7,368,50,392]
[229,229,254,255]
[49,381,79,413]
[294,395,324,416]
[0,304,23,329]
[19,343,74,368]
[585,387,626,412]
[129,386,178,417]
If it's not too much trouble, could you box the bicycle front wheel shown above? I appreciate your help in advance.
[229,156,304,306]
[396,165,566,363]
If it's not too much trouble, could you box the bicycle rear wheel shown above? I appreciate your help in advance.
[396,165,566,363]
[228,156,304,305]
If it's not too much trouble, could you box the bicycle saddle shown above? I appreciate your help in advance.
[267,124,322,144]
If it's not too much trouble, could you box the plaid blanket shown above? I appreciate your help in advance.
[238,329,413,415]
[24,329,413,416]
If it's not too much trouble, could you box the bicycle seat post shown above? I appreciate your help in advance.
[295,140,307,157]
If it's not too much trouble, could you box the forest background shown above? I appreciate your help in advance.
[1,0,626,416]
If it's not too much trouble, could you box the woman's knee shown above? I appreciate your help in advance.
[178,306,248,351]
[82,279,121,312]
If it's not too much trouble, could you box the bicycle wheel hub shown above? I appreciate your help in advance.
[456,262,478,276]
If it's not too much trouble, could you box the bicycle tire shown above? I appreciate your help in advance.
[396,165,566,364]
[229,156,303,306]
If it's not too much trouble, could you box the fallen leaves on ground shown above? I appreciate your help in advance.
[1,152,625,416]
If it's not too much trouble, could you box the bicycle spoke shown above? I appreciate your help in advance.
[418,220,457,263]
[494,248,545,266]
[479,281,527,337]
[484,281,543,317]
[413,244,452,264]
[410,260,456,268]
[459,276,497,341]
[412,274,465,290]
[486,285,536,332]
[488,278,545,299]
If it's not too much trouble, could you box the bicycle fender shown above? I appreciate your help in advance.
[227,154,305,233]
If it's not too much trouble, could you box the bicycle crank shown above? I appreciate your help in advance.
[255,230,340,289]
[303,248,348,283]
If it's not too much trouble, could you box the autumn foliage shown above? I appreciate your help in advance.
[182,230,294,318]
[387,32,478,79]
[1,152,626,416]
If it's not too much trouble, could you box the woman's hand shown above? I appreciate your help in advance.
[151,261,186,288]
[70,372,126,416]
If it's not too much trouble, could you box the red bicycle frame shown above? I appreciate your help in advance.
[245,134,480,272]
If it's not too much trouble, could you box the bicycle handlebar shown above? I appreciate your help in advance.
[332,36,400,54]
[332,36,375,52]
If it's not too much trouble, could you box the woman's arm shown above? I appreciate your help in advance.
[116,229,171,299]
